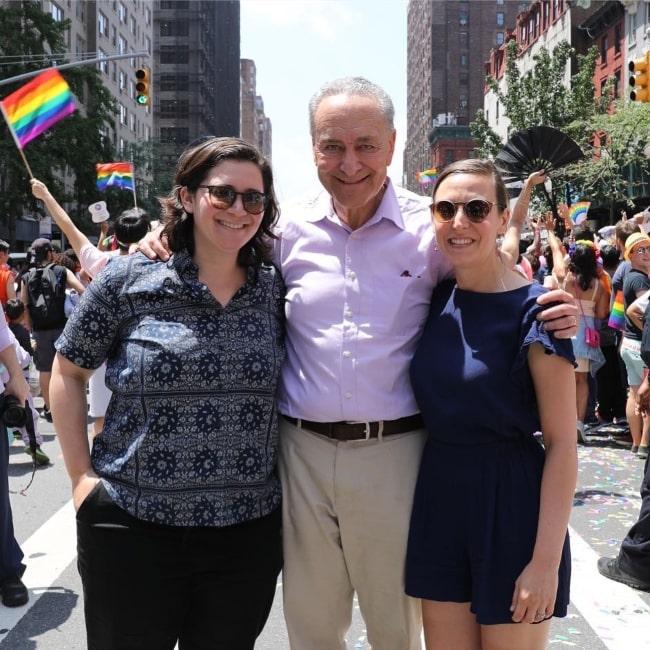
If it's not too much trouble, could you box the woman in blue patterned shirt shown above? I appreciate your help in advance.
[50,137,286,650]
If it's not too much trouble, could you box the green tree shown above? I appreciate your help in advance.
[470,39,607,217]
[0,1,118,247]
[566,101,650,224]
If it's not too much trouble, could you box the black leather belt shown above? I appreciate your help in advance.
[281,414,424,441]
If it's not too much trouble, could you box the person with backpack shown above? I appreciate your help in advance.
[20,238,85,423]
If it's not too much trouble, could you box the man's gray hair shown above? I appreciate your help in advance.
[308,77,395,137]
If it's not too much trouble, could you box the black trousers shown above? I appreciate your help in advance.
[596,344,627,421]
[619,453,650,579]
[0,393,25,582]
[76,482,282,650]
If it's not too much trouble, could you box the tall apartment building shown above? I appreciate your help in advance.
[404,0,523,193]
[241,59,272,160]
[154,0,240,165]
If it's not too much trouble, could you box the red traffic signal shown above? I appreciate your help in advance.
[135,67,150,106]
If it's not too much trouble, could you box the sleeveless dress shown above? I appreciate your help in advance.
[566,279,605,376]
[405,279,575,625]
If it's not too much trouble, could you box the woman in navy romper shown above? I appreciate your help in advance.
[406,159,577,649]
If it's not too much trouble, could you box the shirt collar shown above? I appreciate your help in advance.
[305,178,406,231]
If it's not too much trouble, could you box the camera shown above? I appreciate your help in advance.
[2,395,28,428]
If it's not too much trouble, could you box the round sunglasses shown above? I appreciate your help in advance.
[196,185,268,215]
[430,199,505,223]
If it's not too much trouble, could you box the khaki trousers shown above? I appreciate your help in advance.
[279,417,426,650]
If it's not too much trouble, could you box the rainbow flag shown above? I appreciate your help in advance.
[417,168,438,184]
[608,290,625,331]
[0,69,76,149]
[96,162,135,191]
[568,201,591,225]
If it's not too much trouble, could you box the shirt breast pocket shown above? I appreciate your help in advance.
[368,276,429,337]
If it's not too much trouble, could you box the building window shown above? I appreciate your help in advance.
[50,2,63,21]
[496,32,504,46]
[144,5,151,25]
[119,70,127,91]
[628,12,637,44]
[98,49,108,74]
[161,47,189,64]
[543,1,550,29]
[118,35,127,54]
[460,53,468,67]
[98,11,108,36]
[496,12,504,27]
[160,74,189,92]
[614,24,622,55]
[120,104,128,126]
[459,10,468,27]
[119,2,127,24]
[601,36,608,64]
[459,31,468,49]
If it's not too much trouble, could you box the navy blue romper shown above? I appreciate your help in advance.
[405,279,574,625]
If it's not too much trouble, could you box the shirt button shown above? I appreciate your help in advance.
[345,392,352,399]
[349,271,357,280]
[343,351,351,358]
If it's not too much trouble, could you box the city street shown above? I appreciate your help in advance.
[2,408,650,649]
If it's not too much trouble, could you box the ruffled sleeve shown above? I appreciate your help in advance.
[512,290,576,376]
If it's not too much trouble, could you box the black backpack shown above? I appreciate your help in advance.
[25,263,68,330]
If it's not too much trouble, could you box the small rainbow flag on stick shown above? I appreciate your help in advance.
[417,168,438,185]
[0,68,76,150]
[608,290,625,331]
[568,201,591,225]
[96,162,135,192]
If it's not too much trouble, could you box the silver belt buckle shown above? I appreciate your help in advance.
[345,421,372,439]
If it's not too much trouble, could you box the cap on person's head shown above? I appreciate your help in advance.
[30,237,53,263]
[0,240,9,254]
[624,232,650,261]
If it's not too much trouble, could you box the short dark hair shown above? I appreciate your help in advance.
[0,240,9,254]
[114,208,150,250]
[600,244,620,268]
[160,137,279,268]
[433,159,509,213]
[5,298,25,321]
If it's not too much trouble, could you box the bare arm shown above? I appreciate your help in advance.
[500,170,546,268]
[50,353,98,510]
[594,279,610,322]
[20,282,32,332]
[510,344,577,623]
[543,212,567,285]
[0,340,30,404]
[30,179,94,261]
[5,274,16,302]
[65,269,86,295]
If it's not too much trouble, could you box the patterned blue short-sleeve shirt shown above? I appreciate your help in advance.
[56,250,285,527]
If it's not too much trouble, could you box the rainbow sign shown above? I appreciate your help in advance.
[568,201,591,224]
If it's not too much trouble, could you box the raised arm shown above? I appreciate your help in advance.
[542,212,567,285]
[30,179,93,261]
[500,170,547,268]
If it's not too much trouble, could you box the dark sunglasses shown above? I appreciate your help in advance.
[430,199,504,223]
[196,185,268,215]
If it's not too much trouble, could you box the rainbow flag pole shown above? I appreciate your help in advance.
[0,68,76,177]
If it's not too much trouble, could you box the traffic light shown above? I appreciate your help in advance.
[629,52,650,102]
[135,66,150,106]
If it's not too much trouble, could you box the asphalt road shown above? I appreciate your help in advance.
[2,408,650,649]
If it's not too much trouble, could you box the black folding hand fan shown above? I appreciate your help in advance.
[494,126,584,184]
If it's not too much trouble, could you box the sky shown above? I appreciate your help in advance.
[240,0,409,203]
